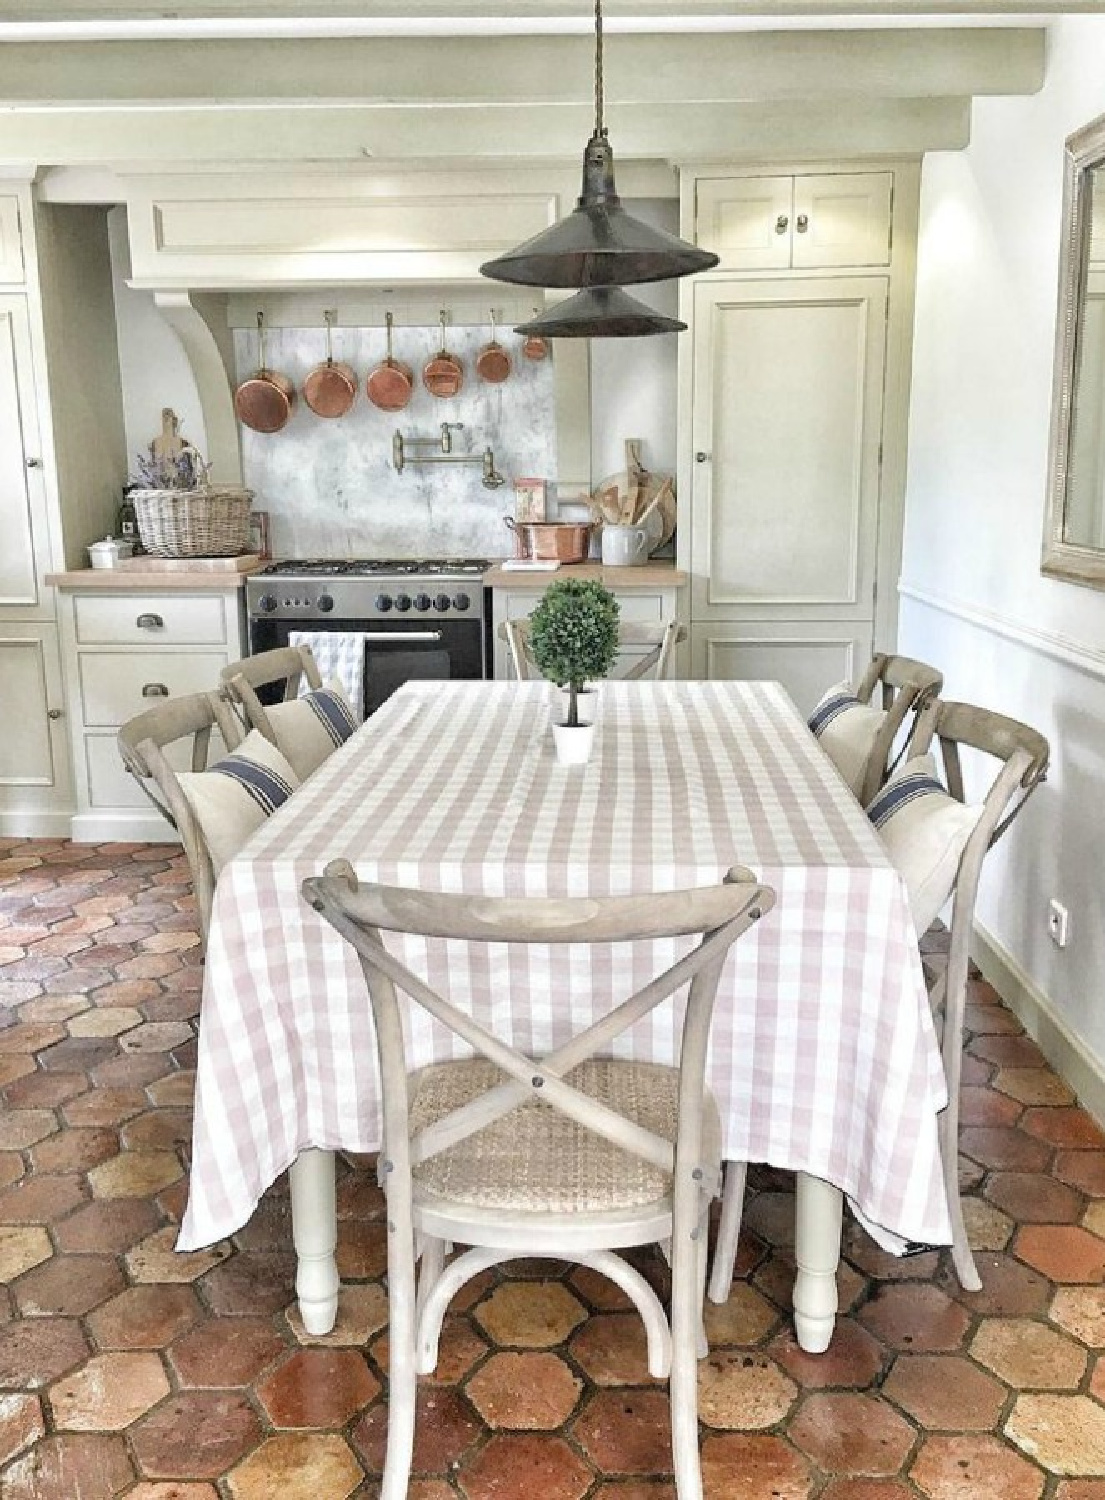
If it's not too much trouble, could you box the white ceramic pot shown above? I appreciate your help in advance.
[552,721,595,765]
[601,523,650,567]
[555,686,598,725]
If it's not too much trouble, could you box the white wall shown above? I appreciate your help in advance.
[901,17,1105,1089]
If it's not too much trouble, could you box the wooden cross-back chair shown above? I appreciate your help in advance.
[219,644,322,745]
[500,617,687,683]
[116,690,244,944]
[303,861,774,1500]
[707,695,1049,1307]
[852,651,944,805]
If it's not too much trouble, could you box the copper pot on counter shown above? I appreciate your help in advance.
[504,517,592,564]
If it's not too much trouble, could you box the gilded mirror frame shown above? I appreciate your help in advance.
[1042,111,1105,588]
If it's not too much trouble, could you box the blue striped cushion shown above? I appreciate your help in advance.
[304,687,358,748]
[178,730,301,876]
[867,768,949,830]
[808,687,864,738]
[211,750,296,815]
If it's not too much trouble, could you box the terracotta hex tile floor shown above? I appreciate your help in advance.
[8,842,1105,1496]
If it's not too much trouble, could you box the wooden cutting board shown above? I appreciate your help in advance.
[594,438,677,544]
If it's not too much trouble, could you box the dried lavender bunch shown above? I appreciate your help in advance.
[129,446,210,491]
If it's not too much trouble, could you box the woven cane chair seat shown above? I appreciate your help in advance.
[409,1056,721,1214]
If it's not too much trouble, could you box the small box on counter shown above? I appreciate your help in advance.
[514,477,547,523]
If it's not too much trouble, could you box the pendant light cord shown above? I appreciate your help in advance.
[594,0,606,139]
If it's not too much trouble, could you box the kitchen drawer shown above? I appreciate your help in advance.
[75,594,228,647]
[85,727,231,809]
[79,651,229,729]
[502,590,664,623]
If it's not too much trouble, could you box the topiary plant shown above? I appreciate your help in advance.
[528,578,620,727]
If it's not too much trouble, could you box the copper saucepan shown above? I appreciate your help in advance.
[234,311,296,434]
[423,308,464,399]
[303,310,357,419]
[365,311,414,412]
[523,308,550,363]
[475,308,512,384]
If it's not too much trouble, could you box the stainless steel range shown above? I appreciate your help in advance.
[246,558,491,715]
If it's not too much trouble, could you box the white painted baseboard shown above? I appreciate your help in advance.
[0,811,75,839]
[972,921,1105,1131]
[70,810,181,845]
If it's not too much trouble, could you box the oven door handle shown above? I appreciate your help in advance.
[367,630,445,643]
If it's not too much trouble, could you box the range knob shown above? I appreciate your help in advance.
[453,592,471,611]
[434,592,452,612]
[395,593,412,613]
[413,592,432,612]
[317,594,335,613]
[257,593,278,614]
[374,593,393,612]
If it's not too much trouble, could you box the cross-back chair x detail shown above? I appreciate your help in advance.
[219,643,322,745]
[303,862,774,1500]
[853,651,944,805]
[500,617,687,683]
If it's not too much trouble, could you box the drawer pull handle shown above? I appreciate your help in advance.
[796,213,809,233]
[142,683,170,698]
[136,613,164,630]
[775,214,789,234]
[47,708,62,720]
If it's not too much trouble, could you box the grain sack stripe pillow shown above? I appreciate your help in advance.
[306,686,358,748]
[866,767,949,829]
[211,752,296,815]
[808,688,864,737]
[806,680,886,798]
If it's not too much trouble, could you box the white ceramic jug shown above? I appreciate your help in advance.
[601,524,650,567]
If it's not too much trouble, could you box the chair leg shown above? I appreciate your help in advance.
[941,1110,981,1292]
[381,1217,418,1500]
[669,1220,704,1500]
[707,1160,747,1304]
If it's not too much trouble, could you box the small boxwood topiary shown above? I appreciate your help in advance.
[528,578,620,727]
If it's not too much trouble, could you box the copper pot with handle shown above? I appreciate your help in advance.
[422,308,464,398]
[234,312,296,434]
[522,308,550,362]
[303,310,357,419]
[365,310,414,412]
[475,308,512,384]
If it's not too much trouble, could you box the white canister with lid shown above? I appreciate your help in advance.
[87,537,133,570]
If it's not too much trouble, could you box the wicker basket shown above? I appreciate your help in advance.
[132,486,253,559]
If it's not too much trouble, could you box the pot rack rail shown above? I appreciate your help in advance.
[392,423,505,489]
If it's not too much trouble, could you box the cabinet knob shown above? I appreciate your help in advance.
[695,451,709,464]
[142,683,169,698]
[796,213,809,233]
[25,457,42,469]
[774,214,789,234]
[47,708,62,720]
[136,613,164,630]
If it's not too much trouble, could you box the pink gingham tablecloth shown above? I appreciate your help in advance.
[178,680,951,1253]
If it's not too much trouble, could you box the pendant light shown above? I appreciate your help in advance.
[515,285,686,340]
[480,0,718,320]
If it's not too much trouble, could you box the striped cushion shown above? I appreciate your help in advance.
[866,754,982,936]
[808,681,885,798]
[178,730,300,876]
[267,681,359,780]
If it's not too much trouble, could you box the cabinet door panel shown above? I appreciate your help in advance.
[690,624,866,719]
[695,176,792,271]
[691,277,886,625]
[792,173,892,269]
[0,299,42,606]
[0,631,62,786]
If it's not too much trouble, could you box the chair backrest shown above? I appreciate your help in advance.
[117,690,245,940]
[499,618,687,683]
[853,651,945,804]
[303,862,773,1200]
[220,644,323,745]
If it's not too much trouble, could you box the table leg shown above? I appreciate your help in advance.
[289,1147,339,1335]
[793,1172,842,1354]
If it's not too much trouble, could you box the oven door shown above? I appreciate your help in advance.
[248,614,486,715]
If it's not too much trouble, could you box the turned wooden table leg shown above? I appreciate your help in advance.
[289,1147,339,1335]
[793,1171,842,1354]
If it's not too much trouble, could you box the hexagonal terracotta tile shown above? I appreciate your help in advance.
[66,1008,142,1039]
[0,1317,89,1387]
[704,1283,781,1347]
[227,1434,364,1500]
[882,1354,1006,1431]
[0,1432,135,1499]
[569,1312,657,1386]
[769,1318,884,1391]
[1051,1286,1105,1346]
[200,1252,296,1317]
[573,1389,673,1475]
[1022,1108,1105,1150]
[2,1070,86,1108]
[373,1313,487,1385]
[1056,1153,1105,1196]
[14,1253,125,1317]
[255,1348,379,1428]
[985,1172,1084,1225]
[88,1285,202,1350]
[50,1352,170,1430]
[352,1387,481,1476]
[146,1071,196,1109]
[0,1225,53,1282]
[475,1281,587,1348]
[284,1283,390,1349]
[1005,1393,1105,1474]
[28,1125,117,1175]
[0,1109,58,1151]
[700,1432,812,1500]
[697,1351,798,1430]
[910,1434,1044,1500]
[1015,1225,1105,1283]
[857,1283,970,1352]
[789,1393,916,1476]
[125,1227,232,1283]
[0,1391,45,1466]
[126,1486,219,1499]
[467,1351,582,1429]
[460,1433,593,1500]
[130,1391,261,1479]
[87,1149,182,1199]
[169,1315,287,1388]
[994,1068,1076,1106]
[53,1198,161,1255]
[971,1317,1087,1390]
[63,1087,147,1128]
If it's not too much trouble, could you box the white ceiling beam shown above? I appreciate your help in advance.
[0,29,1043,103]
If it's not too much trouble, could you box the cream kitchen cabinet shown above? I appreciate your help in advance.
[694,172,892,273]
[53,580,248,842]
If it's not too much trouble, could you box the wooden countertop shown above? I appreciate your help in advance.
[47,560,262,591]
[483,561,687,590]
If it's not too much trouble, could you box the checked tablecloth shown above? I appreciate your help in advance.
[179,680,951,1253]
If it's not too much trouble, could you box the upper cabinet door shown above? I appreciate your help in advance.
[695,177,793,271]
[791,173,893,269]
[0,297,45,608]
[0,197,24,285]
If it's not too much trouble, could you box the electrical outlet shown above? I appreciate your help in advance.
[1047,898,1070,948]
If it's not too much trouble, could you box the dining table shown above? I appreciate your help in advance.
[177,678,952,1352]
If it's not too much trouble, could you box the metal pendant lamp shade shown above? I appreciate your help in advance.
[515,285,686,339]
[479,0,717,335]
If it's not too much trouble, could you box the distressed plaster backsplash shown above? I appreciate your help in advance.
[234,324,557,559]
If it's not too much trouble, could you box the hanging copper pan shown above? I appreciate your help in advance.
[475,308,512,384]
[522,308,550,362]
[234,312,295,434]
[365,311,414,412]
[303,310,357,419]
[422,308,464,399]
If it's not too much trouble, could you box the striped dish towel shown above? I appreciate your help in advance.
[288,631,367,722]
